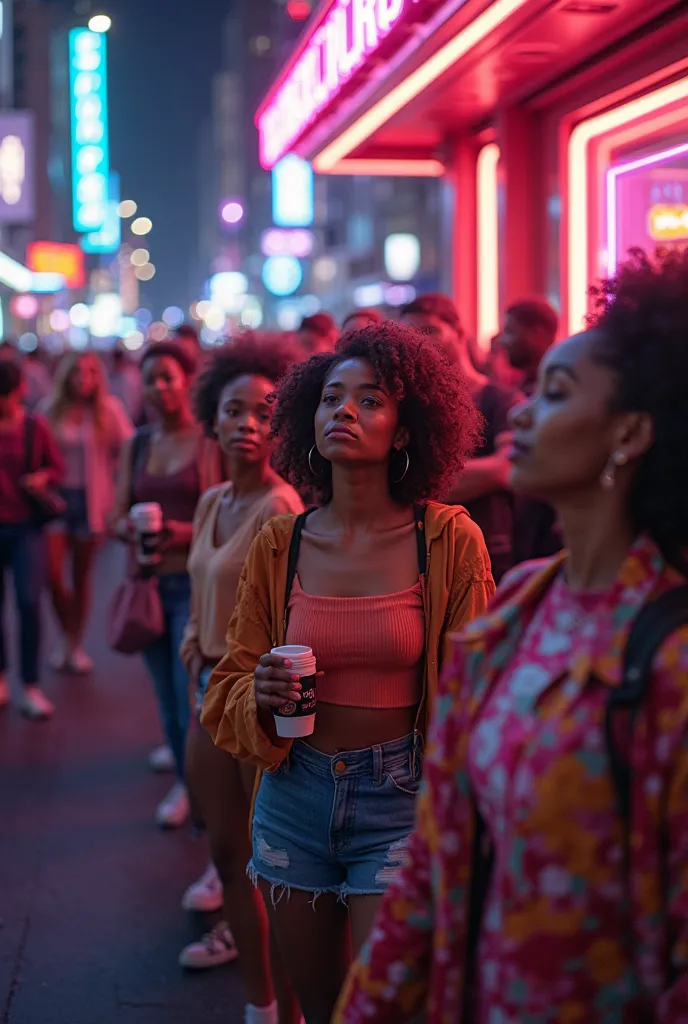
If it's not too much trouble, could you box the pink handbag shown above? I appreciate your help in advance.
[107,574,164,654]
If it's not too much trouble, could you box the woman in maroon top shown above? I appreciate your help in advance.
[0,359,64,719]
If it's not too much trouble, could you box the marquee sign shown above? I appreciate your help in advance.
[257,0,418,169]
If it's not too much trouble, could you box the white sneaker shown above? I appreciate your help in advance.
[156,782,189,829]
[20,685,55,721]
[67,647,93,675]
[0,675,10,710]
[148,744,175,773]
[182,862,224,913]
[49,641,69,672]
[179,921,238,970]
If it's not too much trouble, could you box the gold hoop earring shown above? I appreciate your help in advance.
[390,448,410,484]
[308,445,322,477]
[600,451,627,492]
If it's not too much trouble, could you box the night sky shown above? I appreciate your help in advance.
[105,0,231,317]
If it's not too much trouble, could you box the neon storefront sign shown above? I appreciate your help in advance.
[258,0,415,169]
[648,204,688,241]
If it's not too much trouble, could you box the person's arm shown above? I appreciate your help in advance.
[446,444,511,504]
[440,519,496,670]
[179,491,216,676]
[335,642,474,1022]
[656,627,688,1019]
[201,531,291,769]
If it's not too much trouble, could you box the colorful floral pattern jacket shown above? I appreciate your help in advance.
[334,536,688,1023]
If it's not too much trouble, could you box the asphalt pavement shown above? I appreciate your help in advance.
[0,543,245,1024]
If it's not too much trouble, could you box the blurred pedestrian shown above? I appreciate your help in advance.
[498,298,562,564]
[113,341,224,827]
[0,359,64,719]
[178,339,303,1024]
[173,324,204,375]
[401,294,518,581]
[297,312,338,356]
[22,347,53,412]
[341,308,383,333]
[109,344,143,425]
[336,249,688,1023]
[41,353,133,674]
[203,322,494,1024]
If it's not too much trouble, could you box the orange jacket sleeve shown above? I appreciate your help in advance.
[200,532,290,770]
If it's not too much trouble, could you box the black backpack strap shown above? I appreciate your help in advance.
[284,509,316,610]
[606,585,688,828]
[414,504,427,577]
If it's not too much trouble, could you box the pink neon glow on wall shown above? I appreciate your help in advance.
[606,140,688,273]
[258,0,418,169]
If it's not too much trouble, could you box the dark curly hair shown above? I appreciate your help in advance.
[588,247,688,573]
[140,340,196,378]
[271,321,481,505]
[193,334,298,437]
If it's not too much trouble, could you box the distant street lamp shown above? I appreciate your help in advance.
[88,14,112,33]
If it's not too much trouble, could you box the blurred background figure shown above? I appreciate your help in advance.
[401,294,518,582]
[0,360,64,720]
[109,343,143,425]
[486,333,526,392]
[499,298,559,396]
[297,312,338,356]
[341,308,383,333]
[41,353,133,675]
[113,342,224,829]
[22,348,53,413]
[172,324,204,375]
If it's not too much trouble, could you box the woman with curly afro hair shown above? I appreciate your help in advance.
[178,337,303,1024]
[336,249,688,1024]
[202,321,495,1023]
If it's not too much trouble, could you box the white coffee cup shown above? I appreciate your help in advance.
[270,644,317,738]
[130,502,163,565]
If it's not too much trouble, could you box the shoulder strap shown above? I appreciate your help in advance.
[606,585,688,826]
[284,509,316,609]
[414,504,427,576]
[23,414,37,474]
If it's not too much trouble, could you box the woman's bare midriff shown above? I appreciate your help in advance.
[304,703,417,754]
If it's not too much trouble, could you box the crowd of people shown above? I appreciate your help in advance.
[1,246,688,1024]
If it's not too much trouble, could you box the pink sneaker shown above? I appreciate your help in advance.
[179,921,238,970]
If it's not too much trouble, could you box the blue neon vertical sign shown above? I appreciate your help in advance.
[272,155,314,228]
[69,28,109,233]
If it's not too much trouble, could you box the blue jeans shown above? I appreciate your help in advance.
[249,732,421,900]
[0,523,46,686]
[141,573,191,778]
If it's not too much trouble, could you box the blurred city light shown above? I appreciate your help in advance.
[69,302,90,328]
[286,0,311,19]
[240,296,263,328]
[262,255,302,296]
[384,233,421,281]
[88,14,112,33]
[220,199,244,226]
[68,326,89,350]
[135,263,155,281]
[131,216,152,235]
[353,282,385,306]
[163,305,184,328]
[300,294,321,316]
[196,299,211,319]
[189,302,202,320]
[261,227,313,258]
[209,271,248,312]
[135,307,152,327]
[89,292,121,337]
[118,316,137,337]
[118,199,137,218]
[69,29,109,232]
[31,272,67,293]
[313,256,336,283]
[130,248,150,267]
[10,293,38,319]
[49,309,71,332]
[27,241,85,288]
[123,330,145,351]
[148,321,167,342]
[272,155,313,227]
[200,326,221,347]
[385,283,416,305]
[202,304,226,331]
[276,302,300,331]
[18,332,38,352]
[0,250,33,291]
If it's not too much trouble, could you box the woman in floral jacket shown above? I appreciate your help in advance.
[336,250,688,1024]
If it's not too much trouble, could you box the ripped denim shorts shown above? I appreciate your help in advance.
[248,732,421,902]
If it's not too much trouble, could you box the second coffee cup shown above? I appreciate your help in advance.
[130,502,163,565]
[270,645,317,738]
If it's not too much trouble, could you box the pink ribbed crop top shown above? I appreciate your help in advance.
[286,575,425,708]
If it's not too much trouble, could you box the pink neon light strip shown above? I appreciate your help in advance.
[606,139,688,273]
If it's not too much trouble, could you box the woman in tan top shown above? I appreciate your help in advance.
[178,339,303,1024]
